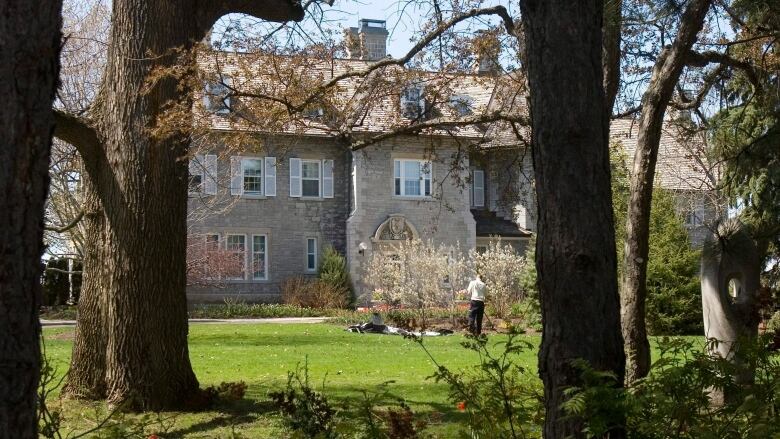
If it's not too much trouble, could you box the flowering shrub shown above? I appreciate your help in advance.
[365,239,469,328]
[186,234,244,286]
[471,241,532,319]
[364,239,534,325]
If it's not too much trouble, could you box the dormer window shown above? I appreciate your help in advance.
[450,95,474,116]
[303,106,325,120]
[204,77,232,115]
[400,84,427,119]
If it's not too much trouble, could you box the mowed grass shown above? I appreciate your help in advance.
[43,323,703,438]
[43,323,540,437]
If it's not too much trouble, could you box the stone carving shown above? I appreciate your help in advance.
[374,215,418,242]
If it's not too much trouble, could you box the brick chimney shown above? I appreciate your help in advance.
[345,19,389,61]
[473,30,501,75]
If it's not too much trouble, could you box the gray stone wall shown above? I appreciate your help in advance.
[471,148,536,231]
[346,137,476,303]
[187,136,351,303]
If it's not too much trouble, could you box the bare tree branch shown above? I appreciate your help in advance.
[53,109,101,168]
[44,267,83,275]
[264,5,518,113]
[45,210,84,233]
[686,49,760,89]
[349,111,527,151]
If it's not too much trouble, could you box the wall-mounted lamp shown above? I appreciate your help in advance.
[358,242,368,255]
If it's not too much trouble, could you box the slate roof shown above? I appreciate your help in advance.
[472,209,532,238]
[198,52,716,192]
[610,117,718,191]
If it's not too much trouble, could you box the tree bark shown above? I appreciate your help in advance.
[0,0,62,436]
[61,175,107,400]
[520,1,626,437]
[56,0,303,410]
[603,0,622,117]
[621,0,712,385]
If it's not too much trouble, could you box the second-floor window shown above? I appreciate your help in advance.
[394,159,432,197]
[242,159,263,195]
[188,154,218,196]
[301,160,322,197]
[290,158,334,198]
[230,156,276,197]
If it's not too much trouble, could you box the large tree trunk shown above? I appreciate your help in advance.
[90,0,200,410]
[0,0,62,436]
[62,175,107,400]
[55,0,304,410]
[602,0,622,117]
[621,0,712,385]
[520,1,626,437]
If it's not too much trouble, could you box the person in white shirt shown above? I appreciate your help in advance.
[466,272,487,335]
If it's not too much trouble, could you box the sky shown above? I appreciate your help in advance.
[214,0,514,58]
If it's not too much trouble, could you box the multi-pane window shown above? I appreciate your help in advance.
[203,80,231,115]
[394,159,432,197]
[400,84,426,119]
[242,159,263,195]
[225,234,246,280]
[306,238,317,271]
[450,94,474,116]
[252,235,267,280]
[301,160,322,197]
[205,234,220,251]
[189,172,203,193]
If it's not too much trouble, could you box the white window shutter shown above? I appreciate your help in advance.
[289,158,302,197]
[469,168,474,206]
[473,169,485,207]
[265,157,276,197]
[322,159,334,198]
[204,154,218,195]
[230,156,243,196]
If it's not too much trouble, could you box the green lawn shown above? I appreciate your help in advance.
[43,323,540,437]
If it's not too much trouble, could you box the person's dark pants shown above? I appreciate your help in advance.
[468,300,485,335]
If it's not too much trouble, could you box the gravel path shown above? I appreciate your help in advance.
[41,317,329,327]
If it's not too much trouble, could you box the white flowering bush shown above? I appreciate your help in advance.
[470,240,530,319]
[365,239,531,322]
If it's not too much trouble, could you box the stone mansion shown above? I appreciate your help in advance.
[185,19,717,303]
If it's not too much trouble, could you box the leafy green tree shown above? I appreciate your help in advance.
[645,190,702,335]
[612,146,702,335]
[318,245,354,308]
[709,0,779,297]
